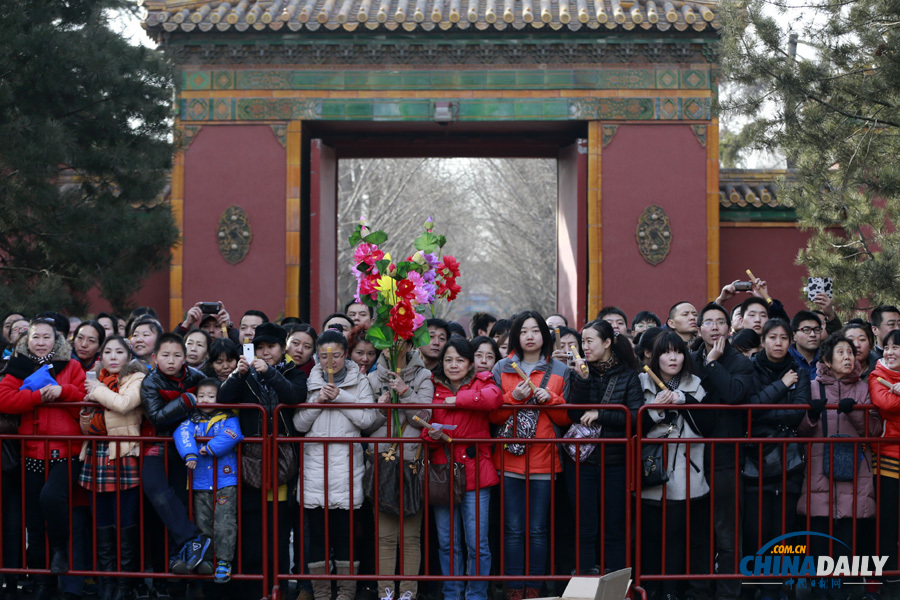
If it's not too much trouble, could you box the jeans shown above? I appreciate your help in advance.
[502,475,551,590]
[141,453,198,549]
[564,461,626,573]
[434,488,491,600]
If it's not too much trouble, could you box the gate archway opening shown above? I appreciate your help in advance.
[303,121,588,330]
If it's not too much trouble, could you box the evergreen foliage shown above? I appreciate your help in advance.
[0,0,177,315]
[721,0,900,313]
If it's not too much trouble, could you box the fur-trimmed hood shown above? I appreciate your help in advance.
[120,359,149,381]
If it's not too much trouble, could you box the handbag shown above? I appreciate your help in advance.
[241,442,298,489]
[364,429,424,517]
[562,374,618,462]
[641,415,679,487]
[742,425,805,480]
[427,445,466,506]
[498,367,553,456]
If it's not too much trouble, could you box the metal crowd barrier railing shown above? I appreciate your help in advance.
[0,401,898,600]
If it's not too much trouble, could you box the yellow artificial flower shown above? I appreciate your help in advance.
[375,274,398,304]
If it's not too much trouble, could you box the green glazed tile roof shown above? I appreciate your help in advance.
[140,0,721,33]
[719,169,790,209]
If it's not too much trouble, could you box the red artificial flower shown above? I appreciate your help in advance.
[388,299,416,340]
[397,279,416,301]
[439,255,460,278]
[437,278,461,302]
[359,274,380,299]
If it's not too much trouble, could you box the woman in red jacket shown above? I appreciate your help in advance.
[424,336,502,600]
[868,329,900,591]
[0,318,85,594]
[490,311,569,600]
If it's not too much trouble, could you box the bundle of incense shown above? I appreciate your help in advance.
[554,327,562,349]
[569,343,589,376]
[326,347,335,385]
[412,415,453,442]
[221,324,228,337]
[510,361,539,392]
[745,269,773,305]
[877,377,895,390]
[642,365,667,391]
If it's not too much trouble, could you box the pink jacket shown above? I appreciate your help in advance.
[797,363,882,519]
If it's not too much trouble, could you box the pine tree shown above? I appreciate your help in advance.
[721,0,900,314]
[0,0,177,315]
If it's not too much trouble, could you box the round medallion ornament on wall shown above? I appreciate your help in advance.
[635,205,671,266]
[217,205,252,265]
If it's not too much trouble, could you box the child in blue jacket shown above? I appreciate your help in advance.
[175,378,244,583]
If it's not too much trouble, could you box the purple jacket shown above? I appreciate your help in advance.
[796,362,882,519]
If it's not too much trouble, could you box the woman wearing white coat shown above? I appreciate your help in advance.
[293,330,378,600]
[638,331,715,600]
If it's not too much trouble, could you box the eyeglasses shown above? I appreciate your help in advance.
[701,319,728,328]
[798,326,823,335]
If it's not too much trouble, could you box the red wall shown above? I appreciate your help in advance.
[183,125,287,322]
[719,226,813,318]
[601,124,708,320]
[85,267,170,323]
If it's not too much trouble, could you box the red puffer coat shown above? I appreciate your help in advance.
[423,371,502,491]
[0,336,85,460]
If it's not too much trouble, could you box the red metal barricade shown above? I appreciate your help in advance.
[1,401,899,600]
[633,402,898,598]
[0,403,270,597]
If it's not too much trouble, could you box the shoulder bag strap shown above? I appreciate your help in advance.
[602,374,619,404]
[818,381,828,438]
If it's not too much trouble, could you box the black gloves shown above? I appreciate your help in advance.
[808,397,826,420]
[838,397,856,414]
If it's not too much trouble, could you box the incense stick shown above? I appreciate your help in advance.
[643,365,667,391]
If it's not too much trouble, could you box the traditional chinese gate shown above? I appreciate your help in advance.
[142,0,723,328]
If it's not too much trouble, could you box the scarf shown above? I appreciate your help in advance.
[664,373,682,392]
[590,353,619,376]
[27,350,55,366]
[98,368,120,393]
[755,350,795,379]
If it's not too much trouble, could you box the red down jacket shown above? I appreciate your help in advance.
[0,336,85,460]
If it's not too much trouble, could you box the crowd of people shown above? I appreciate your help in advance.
[1,276,900,600]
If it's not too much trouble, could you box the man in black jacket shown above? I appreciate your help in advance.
[140,333,210,581]
[690,303,753,600]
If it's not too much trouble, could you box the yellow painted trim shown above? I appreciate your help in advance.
[587,121,602,318]
[706,117,720,303]
[170,121,186,330]
[719,221,798,228]
[285,121,303,319]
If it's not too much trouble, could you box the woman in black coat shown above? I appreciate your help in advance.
[566,319,643,574]
[743,319,810,560]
